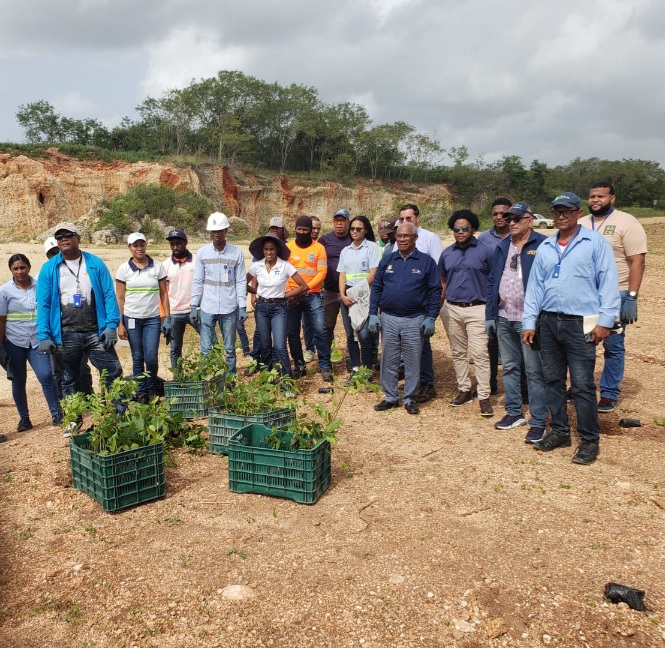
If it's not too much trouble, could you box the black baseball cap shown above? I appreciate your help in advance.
[166,229,187,241]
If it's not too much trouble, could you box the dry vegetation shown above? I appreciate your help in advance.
[1,224,664,647]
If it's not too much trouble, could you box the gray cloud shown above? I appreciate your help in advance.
[1,0,664,166]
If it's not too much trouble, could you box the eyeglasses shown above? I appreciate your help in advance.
[550,209,578,218]
[510,254,519,270]
[55,232,76,240]
[349,227,364,232]
[453,226,470,233]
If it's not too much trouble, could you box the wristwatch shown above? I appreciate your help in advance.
[627,291,638,299]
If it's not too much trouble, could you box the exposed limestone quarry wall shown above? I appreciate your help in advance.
[0,149,450,240]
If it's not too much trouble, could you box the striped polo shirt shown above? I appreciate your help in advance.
[116,256,166,318]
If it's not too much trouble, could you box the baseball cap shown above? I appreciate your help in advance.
[53,221,79,235]
[269,217,285,228]
[378,218,397,234]
[166,228,187,241]
[506,202,534,217]
[551,192,582,209]
[127,232,147,245]
[333,209,350,220]
[43,237,58,254]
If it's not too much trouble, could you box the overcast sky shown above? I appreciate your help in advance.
[1,0,663,167]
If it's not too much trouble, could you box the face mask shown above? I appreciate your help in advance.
[295,232,312,247]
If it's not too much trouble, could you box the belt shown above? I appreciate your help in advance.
[541,311,582,321]
[258,297,286,303]
[446,300,485,308]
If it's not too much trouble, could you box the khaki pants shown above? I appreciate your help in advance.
[440,302,491,399]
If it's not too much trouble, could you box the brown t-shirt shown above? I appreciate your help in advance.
[579,209,647,290]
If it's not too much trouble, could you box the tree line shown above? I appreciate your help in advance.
[14,69,665,212]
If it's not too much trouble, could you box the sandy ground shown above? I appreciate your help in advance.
[0,225,664,647]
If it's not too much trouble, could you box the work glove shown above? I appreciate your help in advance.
[0,346,8,370]
[485,319,497,338]
[99,328,118,352]
[190,306,200,327]
[162,317,173,345]
[238,307,248,322]
[420,316,436,338]
[621,296,638,324]
[39,339,58,355]
[368,315,381,334]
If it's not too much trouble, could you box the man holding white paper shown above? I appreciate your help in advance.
[522,192,620,465]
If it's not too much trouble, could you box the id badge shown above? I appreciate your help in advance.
[222,270,230,282]
[128,318,136,330]
[552,264,560,279]
[73,293,82,308]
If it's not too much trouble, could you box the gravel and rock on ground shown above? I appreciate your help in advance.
[0,224,664,647]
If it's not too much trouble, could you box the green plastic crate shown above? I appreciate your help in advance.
[164,376,225,419]
[208,408,294,455]
[227,423,331,504]
[69,432,165,512]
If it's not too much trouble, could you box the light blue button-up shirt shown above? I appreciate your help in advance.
[523,225,620,330]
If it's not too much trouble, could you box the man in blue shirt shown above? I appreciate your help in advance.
[522,192,620,465]
[439,210,494,417]
[369,223,441,415]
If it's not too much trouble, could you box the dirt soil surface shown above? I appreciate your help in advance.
[1,225,665,647]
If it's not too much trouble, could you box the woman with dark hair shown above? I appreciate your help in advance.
[337,216,381,379]
[246,234,308,378]
[0,254,61,433]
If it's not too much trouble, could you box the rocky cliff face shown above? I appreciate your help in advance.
[0,149,450,240]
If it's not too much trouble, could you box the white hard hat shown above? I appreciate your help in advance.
[206,212,230,231]
[43,237,58,254]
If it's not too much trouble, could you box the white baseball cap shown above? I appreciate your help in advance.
[43,237,58,254]
[206,212,230,231]
[127,232,147,245]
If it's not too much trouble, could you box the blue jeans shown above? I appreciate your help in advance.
[236,317,250,354]
[4,340,61,420]
[200,308,239,373]
[539,313,599,443]
[497,317,547,427]
[599,290,627,400]
[170,313,200,369]
[51,353,93,400]
[59,330,123,397]
[255,300,291,376]
[380,313,424,405]
[340,301,376,369]
[287,293,331,371]
[303,313,315,353]
[420,336,435,385]
[124,315,161,395]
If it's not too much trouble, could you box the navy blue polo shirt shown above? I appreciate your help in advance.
[370,248,441,318]
[439,237,492,303]
[319,231,352,293]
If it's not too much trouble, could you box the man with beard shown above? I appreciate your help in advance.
[286,216,332,381]
[579,182,647,412]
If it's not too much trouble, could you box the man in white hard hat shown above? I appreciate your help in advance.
[190,212,247,372]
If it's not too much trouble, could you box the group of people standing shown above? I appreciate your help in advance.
[0,184,647,465]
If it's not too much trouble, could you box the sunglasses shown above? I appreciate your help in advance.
[453,226,470,233]
[506,215,529,223]
[510,254,519,270]
[349,226,365,232]
[55,232,76,240]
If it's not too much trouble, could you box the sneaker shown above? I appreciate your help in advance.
[52,413,63,426]
[292,365,307,379]
[63,422,79,439]
[416,383,437,403]
[244,364,258,377]
[374,399,398,412]
[494,413,527,430]
[524,427,545,444]
[405,401,420,415]
[598,397,617,413]
[321,368,334,383]
[303,350,315,363]
[572,441,599,465]
[451,390,474,407]
[532,430,571,452]
[479,399,494,417]
[343,369,359,387]
[17,417,33,432]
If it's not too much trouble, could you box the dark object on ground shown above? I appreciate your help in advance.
[619,418,641,428]
[124,375,165,397]
[604,582,646,611]
[318,386,333,394]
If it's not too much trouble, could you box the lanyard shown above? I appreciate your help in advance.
[552,226,581,278]
[590,209,613,232]
[64,256,83,292]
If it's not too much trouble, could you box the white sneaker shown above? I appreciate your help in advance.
[63,422,78,439]
[303,350,315,363]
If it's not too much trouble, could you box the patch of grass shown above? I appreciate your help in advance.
[165,517,182,527]
[559,482,572,489]
[19,525,32,540]
[226,547,246,559]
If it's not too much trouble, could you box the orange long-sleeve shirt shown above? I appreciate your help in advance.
[286,240,327,293]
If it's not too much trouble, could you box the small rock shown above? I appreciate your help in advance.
[389,574,404,585]
[616,602,630,610]
[542,633,552,644]
[454,619,475,633]
[486,618,509,639]
[220,585,256,600]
